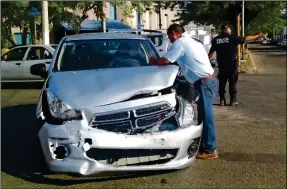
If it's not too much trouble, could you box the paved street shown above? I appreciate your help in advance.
[1,45,286,188]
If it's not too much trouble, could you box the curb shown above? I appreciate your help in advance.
[247,50,257,73]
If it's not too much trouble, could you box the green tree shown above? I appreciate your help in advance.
[1,1,78,46]
[245,3,286,35]
[1,1,154,47]
[111,1,153,18]
[166,1,286,35]
[1,1,30,46]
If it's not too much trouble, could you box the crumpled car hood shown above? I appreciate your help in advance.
[48,65,179,109]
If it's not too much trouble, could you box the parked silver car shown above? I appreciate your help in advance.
[31,33,203,176]
[1,45,55,82]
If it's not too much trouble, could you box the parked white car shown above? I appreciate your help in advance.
[30,33,203,176]
[1,45,55,82]
[143,33,171,57]
[278,39,287,47]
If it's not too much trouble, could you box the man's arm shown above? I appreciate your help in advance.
[150,41,184,66]
[208,38,216,59]
[208,50,214,59]
[235,33,267,44]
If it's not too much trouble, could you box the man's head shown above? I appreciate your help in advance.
[221,24,231,34]
[167,24,185,43]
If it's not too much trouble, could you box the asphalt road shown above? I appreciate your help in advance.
[1,44,286,188]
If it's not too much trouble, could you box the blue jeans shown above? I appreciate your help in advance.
[194,77,218,153]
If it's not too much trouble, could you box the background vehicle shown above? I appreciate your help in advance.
[30,33,202,176]
[1,45,54,82]
[262,39,271,45]
[50,44,58,49]
[142,32,171,57]
[277,39,287,47]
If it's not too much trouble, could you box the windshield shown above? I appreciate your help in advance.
[56,39,158,71]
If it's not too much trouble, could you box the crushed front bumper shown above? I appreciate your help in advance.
[39,120,203,176]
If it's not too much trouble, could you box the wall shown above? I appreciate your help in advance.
[115,2,179,30]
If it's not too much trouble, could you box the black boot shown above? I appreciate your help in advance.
[230,95,239,106]
[220,95,227,106]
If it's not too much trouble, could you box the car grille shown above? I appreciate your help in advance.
[86,148,178,166]
[90,102,175,133]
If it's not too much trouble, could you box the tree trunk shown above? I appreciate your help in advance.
[22,25,28,45]
[8,36,16,46]
[7,23,17,46]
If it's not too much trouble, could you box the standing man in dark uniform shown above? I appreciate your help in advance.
[208,24,266,106]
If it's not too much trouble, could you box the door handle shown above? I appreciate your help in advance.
[15,63,21,65]
[158,49,164,52]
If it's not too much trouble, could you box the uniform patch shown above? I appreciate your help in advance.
[216,37,229,44]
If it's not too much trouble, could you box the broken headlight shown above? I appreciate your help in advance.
[46,90,82,121]
[176,97,197,127]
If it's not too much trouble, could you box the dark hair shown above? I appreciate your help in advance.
[167,24,185,34]
[221,24,229,31]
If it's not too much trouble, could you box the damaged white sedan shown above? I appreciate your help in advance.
[31,33,203,176]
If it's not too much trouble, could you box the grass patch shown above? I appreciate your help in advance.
[239,51,255,73]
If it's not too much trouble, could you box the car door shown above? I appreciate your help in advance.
[1,47,28,81]
[22,46,53,80]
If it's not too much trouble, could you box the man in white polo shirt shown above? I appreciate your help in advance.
[149,24,218,160]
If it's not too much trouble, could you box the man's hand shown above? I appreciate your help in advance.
[149,56,170,66]
[149,56,158,65]
[258,32,268,39]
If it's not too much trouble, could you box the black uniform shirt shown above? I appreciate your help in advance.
[210,32,245,71]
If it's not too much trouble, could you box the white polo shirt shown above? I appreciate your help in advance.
[163,33,214,83]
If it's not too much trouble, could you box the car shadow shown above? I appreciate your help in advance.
[1,82,44,89]
[1,104,178,186]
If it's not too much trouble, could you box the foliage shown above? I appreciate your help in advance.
[167,1,286,35]
[245,2,286,35]
[1,1,156,47]
[111,1,153,18]
[1,1,30,46]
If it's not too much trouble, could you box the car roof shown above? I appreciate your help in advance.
[64,33,147,41]
[11,44,53,47]
[8,44,55,52]
[142,33,167,36]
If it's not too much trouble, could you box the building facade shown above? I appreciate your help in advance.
[114,2,179,31]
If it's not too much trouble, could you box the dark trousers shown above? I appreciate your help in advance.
[217,61,238,98]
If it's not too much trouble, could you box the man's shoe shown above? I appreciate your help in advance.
[219,97,227,106]
[230,100,239,106]
[196,150,219,160]
[230,96,239,106]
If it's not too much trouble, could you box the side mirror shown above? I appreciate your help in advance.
[30,63,47,79]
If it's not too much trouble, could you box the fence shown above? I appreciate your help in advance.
[274,35,287,40]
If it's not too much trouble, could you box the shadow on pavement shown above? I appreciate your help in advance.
[220,152,286,164]
[1,82,44,89]
[252,53,287,56]
[248,46,286,52]
[1,104,178,186]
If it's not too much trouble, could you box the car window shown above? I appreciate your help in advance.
[1,47,28,61]
[27,47,52,60]
[146,35,163,47]
[56,39,159,72]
